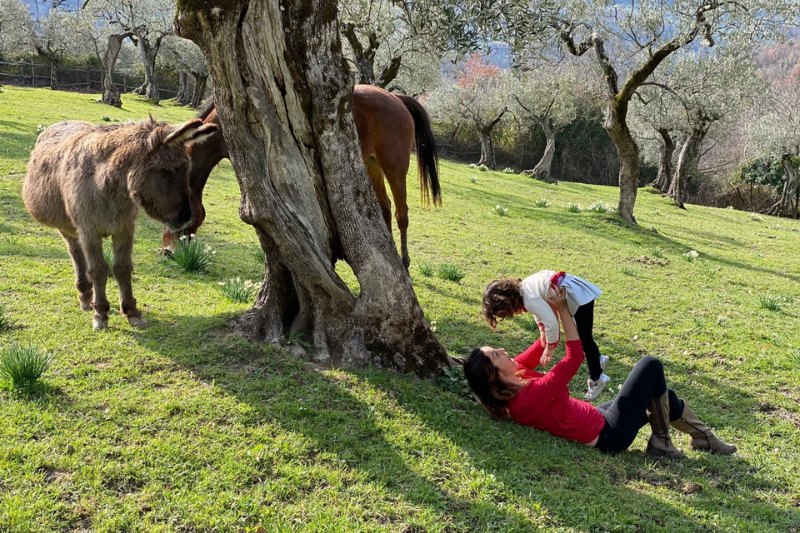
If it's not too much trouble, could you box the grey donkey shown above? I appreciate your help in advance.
[23,117,218,330]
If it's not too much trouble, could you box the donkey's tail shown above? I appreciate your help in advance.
[397,94,441,207]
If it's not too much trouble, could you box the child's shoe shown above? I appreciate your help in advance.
[599,354,609,371]
[584,373,610,401]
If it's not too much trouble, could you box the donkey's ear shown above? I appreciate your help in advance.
[184,123,219,145]
[164,118,205,146]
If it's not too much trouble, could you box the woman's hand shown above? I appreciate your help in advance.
[544,287,569,311]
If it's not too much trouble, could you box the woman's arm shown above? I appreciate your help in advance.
[530,288,585,393]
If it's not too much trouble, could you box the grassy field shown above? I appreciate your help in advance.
[1,85,799,532]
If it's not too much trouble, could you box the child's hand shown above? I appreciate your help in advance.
[540,345,555,367]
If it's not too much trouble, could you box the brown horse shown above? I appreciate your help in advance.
[162,84,441,268]
[23,118,217,330]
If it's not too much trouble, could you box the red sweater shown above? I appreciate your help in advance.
[507,339,606,445]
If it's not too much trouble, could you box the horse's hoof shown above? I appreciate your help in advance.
[127,316,147,328]
[93,317,108,331]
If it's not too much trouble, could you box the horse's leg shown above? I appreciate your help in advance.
[365,156,392,230]
[384,161,411,269]
[79,231,110,330]
[60,230,93,311]
[112,228,145,328]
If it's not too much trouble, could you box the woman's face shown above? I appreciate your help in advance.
[481,346,518,379]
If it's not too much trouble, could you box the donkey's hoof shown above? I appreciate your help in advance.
[127,316,147,328]
[93,317,108,331]
[162,247,174,258]
[80,302,92,311]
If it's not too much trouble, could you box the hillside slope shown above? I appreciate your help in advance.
[1,87,799,532]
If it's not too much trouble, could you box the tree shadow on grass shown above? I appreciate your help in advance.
[127,311,799,531]
[128,314,539,530]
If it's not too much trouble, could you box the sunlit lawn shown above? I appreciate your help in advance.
[1,86,799,532]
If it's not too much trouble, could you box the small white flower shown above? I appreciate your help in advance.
[684,250,700,260]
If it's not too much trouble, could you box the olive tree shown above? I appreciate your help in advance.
[551,0,797,223]
[175,0,448,375]
[510,62,584,182]
[0,0,31,60]
[427,54,510,169]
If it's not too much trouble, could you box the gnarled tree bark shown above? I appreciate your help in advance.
[100,32,132,108]
[653,127,674,192]
[176,0,448,376]
[668,113,713,208]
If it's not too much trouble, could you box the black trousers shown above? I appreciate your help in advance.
[594,356,685,454]
[574,300,602,380]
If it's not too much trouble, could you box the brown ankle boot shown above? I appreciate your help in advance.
[646,392,684,458]
[671,404,737,454]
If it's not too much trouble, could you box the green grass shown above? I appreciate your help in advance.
[0,343,52,390]
[217,277,259,303]
[1,86,799,531]
[170,236,214,272]
[417,260,435,277]
[437,262,467,283]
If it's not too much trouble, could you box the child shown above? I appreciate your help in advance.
[482,270,610,401]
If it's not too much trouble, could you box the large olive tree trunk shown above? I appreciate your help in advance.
[176,0,448,376]
[100,33,132,108]
[653,127,675,192]
[669,116,712,208]
[132,32,162,103]
[525,118,556,182]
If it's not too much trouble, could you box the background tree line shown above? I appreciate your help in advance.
[2,0,799,219]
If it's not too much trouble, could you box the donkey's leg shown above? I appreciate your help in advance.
[385,163,411,269]
[111,227,147,328]
[59,230,93,310]
[365,156,392,230]
[112,229,146,328]
[79,231,110,330]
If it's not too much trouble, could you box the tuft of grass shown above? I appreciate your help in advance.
[171,235,214,272]
[478,164,489,172]
[619,266,637,276]
[469,175,478,184]
[0,302,12,331]
[652,247,665,258]
[251,246,266,263]
[217,277,259,303]
[759,295,782,312]
[750,213,764,222]
[0,343,52,390]
[565,203,582,213]
[683,250,700,261]
[36,124,46,134]
[533,198,550,208]
[437,262,466,283]
[100,114,112,121]
[502,167,515,174]
[417,260,434,277]
[493,204,509,217]
[587,201,615,213]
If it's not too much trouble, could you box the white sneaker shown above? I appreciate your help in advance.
[599,354,609,371]
[585,373,610,401]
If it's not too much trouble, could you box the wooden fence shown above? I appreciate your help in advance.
[0,60,178,100]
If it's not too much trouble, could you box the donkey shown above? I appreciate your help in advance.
[23,117,217,330]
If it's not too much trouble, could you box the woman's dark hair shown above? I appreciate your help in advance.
[464,346,521,419]
[482,278,524,328]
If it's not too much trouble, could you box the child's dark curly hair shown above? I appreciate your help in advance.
[482,278,524,328]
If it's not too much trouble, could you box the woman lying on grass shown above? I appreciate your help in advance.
[464,287,736,457]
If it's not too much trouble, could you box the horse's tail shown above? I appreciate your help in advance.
[397,94,441,207]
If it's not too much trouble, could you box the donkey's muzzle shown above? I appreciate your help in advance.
[167,201,193,232]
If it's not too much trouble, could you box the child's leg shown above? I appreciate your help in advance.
[573,300,602,380]
[595,356,682,454]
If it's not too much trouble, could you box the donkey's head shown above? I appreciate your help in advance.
[128,118,218,231]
